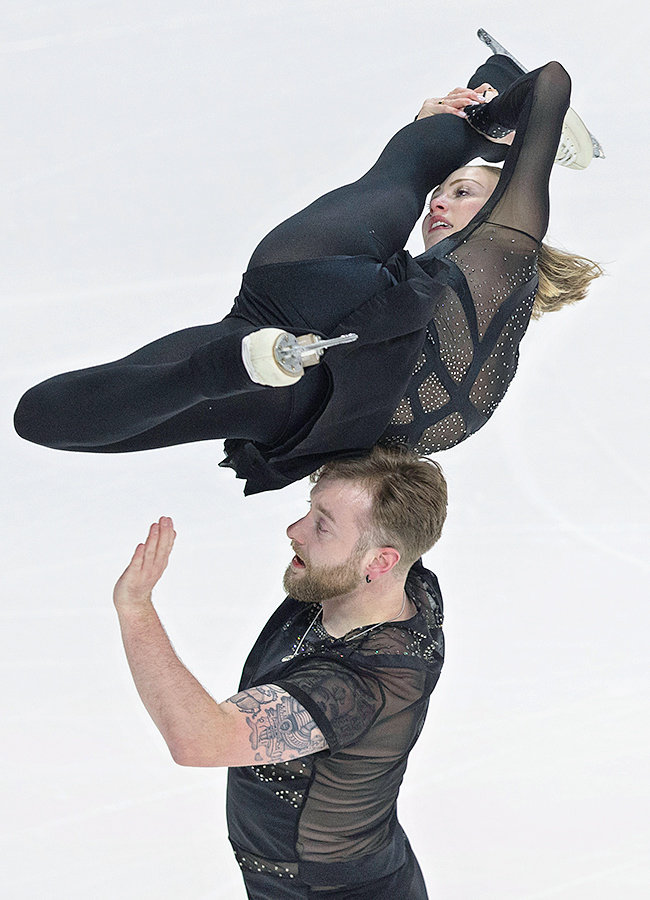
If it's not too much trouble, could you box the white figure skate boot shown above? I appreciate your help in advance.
[242,329,358,387]
[477,27,605,169]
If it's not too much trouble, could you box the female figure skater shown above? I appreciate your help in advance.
[14,53,602,494]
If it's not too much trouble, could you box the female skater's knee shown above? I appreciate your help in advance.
[14,384,66,448]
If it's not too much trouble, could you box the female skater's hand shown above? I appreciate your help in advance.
[416,83,497,120]
[114,517,176,609]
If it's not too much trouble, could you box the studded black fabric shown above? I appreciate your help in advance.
[227,561,442,896]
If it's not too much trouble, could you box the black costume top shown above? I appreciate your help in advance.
[227,560,444,897]
[221,63,570,493]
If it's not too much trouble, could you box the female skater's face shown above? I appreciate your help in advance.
[422,166,499,249]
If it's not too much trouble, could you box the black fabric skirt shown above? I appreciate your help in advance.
[221,252,444,493]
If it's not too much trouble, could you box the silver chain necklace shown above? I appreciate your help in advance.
[281,592,407,663]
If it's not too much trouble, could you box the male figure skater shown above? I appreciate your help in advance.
[114,446,447,898]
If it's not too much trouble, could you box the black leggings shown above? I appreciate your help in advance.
[14,57,515,453]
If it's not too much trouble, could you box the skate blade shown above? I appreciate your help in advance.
[274,332,358,373]
[477,27,528,73]
[477,27,605,160]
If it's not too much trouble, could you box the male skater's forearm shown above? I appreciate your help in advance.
[116,601,232,765]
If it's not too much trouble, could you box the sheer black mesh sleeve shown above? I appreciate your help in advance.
[275,659,385,754]
[478,61,571,242]
[382,62,571,455]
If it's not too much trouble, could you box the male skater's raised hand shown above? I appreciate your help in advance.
[113,517,176,608]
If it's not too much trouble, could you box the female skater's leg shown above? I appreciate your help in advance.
[14,115,489,451]
[15,56,516,454]
[14,318,288,449]
[248,54,521,270]
[32,371,328,453]
[247,116,493,269]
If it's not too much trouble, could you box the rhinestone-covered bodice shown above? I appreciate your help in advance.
[382,222,538,453]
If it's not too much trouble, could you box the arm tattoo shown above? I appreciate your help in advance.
[226,685,327,763]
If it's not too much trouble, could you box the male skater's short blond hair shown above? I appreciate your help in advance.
[311,444,447,571]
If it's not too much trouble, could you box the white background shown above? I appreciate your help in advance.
[2,2,648,898]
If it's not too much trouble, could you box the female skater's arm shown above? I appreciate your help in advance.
[469,61,572,242]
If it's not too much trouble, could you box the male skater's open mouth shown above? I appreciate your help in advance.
[290,545,307,569]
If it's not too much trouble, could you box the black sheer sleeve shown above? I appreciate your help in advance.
[476,60,572,242]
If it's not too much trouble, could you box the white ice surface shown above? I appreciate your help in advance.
[2,2,649,898]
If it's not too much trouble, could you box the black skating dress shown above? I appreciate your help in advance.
[14,62,571,494]
[221,62,570,492]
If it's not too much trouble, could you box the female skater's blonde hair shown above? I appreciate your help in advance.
[533,242,604,318]
[475,165,603,318]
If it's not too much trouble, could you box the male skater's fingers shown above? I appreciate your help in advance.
[142,518,175,581]
[113,518,176,606]
[142,522,160,568]
[155,517,176,572]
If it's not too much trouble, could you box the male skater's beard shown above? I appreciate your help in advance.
[283,548,366,605]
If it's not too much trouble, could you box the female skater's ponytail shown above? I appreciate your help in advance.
[475,164,603,317]
[533,243,604,318]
